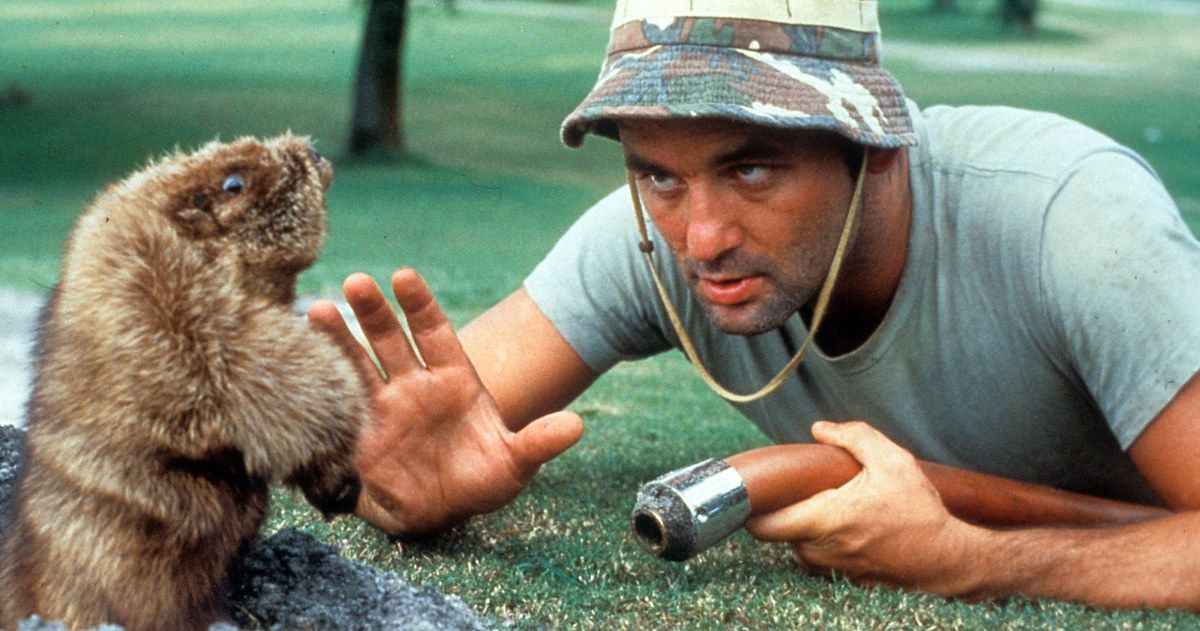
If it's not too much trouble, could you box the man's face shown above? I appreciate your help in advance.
[619,119,857,336]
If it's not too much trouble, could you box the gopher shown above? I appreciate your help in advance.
[0,134,367,630]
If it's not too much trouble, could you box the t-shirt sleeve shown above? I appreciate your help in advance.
[522,186,674,373]
[1041,150,1200,449]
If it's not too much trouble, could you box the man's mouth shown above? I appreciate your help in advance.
[697,275,763,306]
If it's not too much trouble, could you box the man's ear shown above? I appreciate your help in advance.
[866,147,903,175]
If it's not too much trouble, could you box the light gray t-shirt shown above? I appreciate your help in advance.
[524,103,1200,504]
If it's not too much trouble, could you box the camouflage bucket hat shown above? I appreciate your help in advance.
[561,0,917,149]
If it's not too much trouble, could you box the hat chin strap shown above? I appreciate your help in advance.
[625,148,868,404]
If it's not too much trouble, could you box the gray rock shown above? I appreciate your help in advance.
[0,424,23,536]
[15,615,124,631]
[230,528,492,631]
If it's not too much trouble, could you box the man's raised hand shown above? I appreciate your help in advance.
[308,269,584,534]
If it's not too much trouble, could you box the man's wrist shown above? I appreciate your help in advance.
[920,519,997,597]
[922,519,1076,602]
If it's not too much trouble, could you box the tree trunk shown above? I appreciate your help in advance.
[1000,0,1039,36]
[348,0,407,156]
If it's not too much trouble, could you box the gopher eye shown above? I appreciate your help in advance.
[222,174,245,194]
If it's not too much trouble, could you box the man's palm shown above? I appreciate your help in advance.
[309,270,582,534]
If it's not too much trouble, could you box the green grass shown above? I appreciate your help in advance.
[2,0,1199,628]
[267,356,1200,630]
[878,0,1200,233]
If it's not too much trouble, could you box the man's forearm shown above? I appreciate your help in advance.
[748,422,1200,612]
[947,511,1200,611]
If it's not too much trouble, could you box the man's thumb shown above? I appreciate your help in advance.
[512,411,584,475]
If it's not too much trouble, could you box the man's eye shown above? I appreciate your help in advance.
[734,165,770,185]
[645,172,678,191]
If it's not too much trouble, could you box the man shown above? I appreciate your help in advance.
[309,0,1200,610]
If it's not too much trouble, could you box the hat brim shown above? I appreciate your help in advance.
[561,44,916,149]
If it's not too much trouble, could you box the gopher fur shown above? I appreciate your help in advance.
[0,134,367,630]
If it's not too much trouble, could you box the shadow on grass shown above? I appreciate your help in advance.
[382,521,486,556]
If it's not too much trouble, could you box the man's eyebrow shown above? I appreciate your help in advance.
[622,137,793,173]
[622,153,664,174]
[713,140,791,166]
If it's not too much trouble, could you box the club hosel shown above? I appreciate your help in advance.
[630,458,750,561]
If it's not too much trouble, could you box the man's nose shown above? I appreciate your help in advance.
[685,186,742,262]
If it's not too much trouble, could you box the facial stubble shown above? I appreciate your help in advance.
[678,186,857,337]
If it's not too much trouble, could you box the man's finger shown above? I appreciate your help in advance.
[356,488,406,536]
[343,272,423,378]
[788,543,818,575]
[307,299,385,391]
[812,420,913,472]
[509,411,584,478]
[745,490,842,542]
[389,268,469,369]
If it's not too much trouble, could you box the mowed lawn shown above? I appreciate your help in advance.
[1,0,1198,629]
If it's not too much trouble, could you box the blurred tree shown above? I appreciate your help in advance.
[1000,0,1039,35]
[933,0,957,10]
[348,0,407,156]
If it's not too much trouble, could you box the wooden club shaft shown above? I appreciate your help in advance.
[726,444,1170,528]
